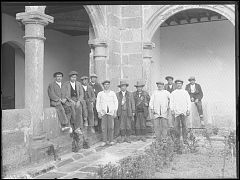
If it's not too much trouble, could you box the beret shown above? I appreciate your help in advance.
[53,72,63,77]
[69,71,78,76]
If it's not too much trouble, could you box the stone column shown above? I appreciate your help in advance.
[143,42,155,93]
[16,6,54,140]
[89,39,108,83]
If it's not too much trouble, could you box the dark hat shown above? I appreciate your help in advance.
[165,76,174,81]
[188,76,196,81]
[90,73,98,78]
[102,80,110,85]
[118,80,129,87]
[175,79,184,84]
[53,72,63,77]
[156,81,164,85]
[69,71,78,76]
[134,81,145,87]
[80,76,89,80]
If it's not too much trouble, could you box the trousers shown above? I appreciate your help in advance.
[52,103,71,127]
[174,114,188,144]
[153,117,168,140]
[102,114,114,142]
[135,112,147,136]
[119,110,132,131]
[85,100,94,127]
[195,101,203,116]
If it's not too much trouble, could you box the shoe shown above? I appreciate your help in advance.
[109,141,115,145]
[101,142,106,147]
[91,127,95,133]
[141,137,146,142]
[75,128,83,135]
[69,127,73,133]
[199,115,204,118]
[61,126,70,131]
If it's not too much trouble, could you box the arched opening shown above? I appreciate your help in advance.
[150,8,235,129]
[1,42,25,110]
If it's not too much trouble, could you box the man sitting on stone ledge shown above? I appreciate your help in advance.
[48,72,72,133]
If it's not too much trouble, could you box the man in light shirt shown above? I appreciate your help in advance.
[170,79,191,153]
[149,81,171,142]
[48,72,72,132]
[96,80,118,146]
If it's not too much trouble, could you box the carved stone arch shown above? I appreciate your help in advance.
[2,40,25,53]
[83,5,106,40]
[145,5,235,41]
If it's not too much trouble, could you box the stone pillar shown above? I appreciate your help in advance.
[89,39,108,83]
[143,42,155,93]
[16,6,54,140]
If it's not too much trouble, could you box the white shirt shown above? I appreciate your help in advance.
[82,85,87,91]
[121,91,126,96]
[170,88,191,117]
[169,84,173,89]
[96,90,118,116]
[90,81,95,85]
[70,81,76,90]
[149,89,171,119]
[121,91,126,105]
[56,81,61,88]
[190,84,196,93]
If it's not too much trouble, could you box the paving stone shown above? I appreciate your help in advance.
[55,158,74,168]
[34,172,67,179]
[61,172,90,179]
[80,153,103,164]
[57,162,88,172]
[79,166,98,173]
[72,153,84,160]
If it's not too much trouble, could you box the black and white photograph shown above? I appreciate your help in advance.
[1,1,238,179]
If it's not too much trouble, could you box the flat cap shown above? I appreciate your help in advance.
[188,76,196,81]
[80,76,89,80]
[90,73,98,78]
[53,72,63,77]
[69,71,78,76]
[165,76,174,81]
[156,81,164,85]
[102,80,110,85]
[175,79,184,84]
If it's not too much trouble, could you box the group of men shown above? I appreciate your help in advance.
[48,71,204,152]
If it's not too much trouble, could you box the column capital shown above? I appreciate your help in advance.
[143,42,155,59]
[143,42,155,50]
[88,39,108,48]
[88,39,108,58]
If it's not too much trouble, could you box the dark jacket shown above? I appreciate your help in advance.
[116,91,135,117]
[82,84,96,103]
[89,81,103,97]
[185,83,203,101]
[48,81,63,107]
[133,90,150,118]
[164,83,177,93]
[62,81,84,103]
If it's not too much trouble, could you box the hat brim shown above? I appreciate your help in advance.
[90,76,97,78]
[175,81,183,84]
[118,84,129,87]
[188,78,195,81]
[53,72,63,77]
[156,82,164,85]
[134,85,145,87]
[165,76,173,80]
[102,81,110,85]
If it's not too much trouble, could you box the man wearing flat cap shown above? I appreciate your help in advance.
[185,76,204,126]
[149,81,171,142]
[133,80,150,141]
[116,80,135,143]
[164,76,177,128]
[89,74,103,132]
[48,72,72,133]
[96,80,118,146]
[170,79,191,153]
[80,76,96,133]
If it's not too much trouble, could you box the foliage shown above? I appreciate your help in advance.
[185,129,200,153]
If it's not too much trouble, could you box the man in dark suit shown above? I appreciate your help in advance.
[48,72,72,132]
[164,76,177,128]
[185,76,204,126]
[80,76,96,133]
[116,80,135,143]
[89,74,103,132]
[133,81,150,142]
[164,76,177,93]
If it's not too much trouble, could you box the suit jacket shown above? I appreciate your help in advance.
[48,81,63,107]
[89,81,103,97]
[133,90,150,118]
[82,84,96,103]
[116,91,135,117]
[62,81,84,103]
[185,83,203,101]
[164,83,177,93]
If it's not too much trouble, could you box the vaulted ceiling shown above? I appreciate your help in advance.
[2,3,228,36]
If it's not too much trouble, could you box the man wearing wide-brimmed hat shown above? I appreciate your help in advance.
[185,76,204,126]
[80,75,96,133]
[116,80,135,143]
[164,76,177,93]
[96,80,118,146]
[89,73,103,132]
[133,80,150,141]
[171,79,191,154]
[149,81,171,142]
[48,72,72,132]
